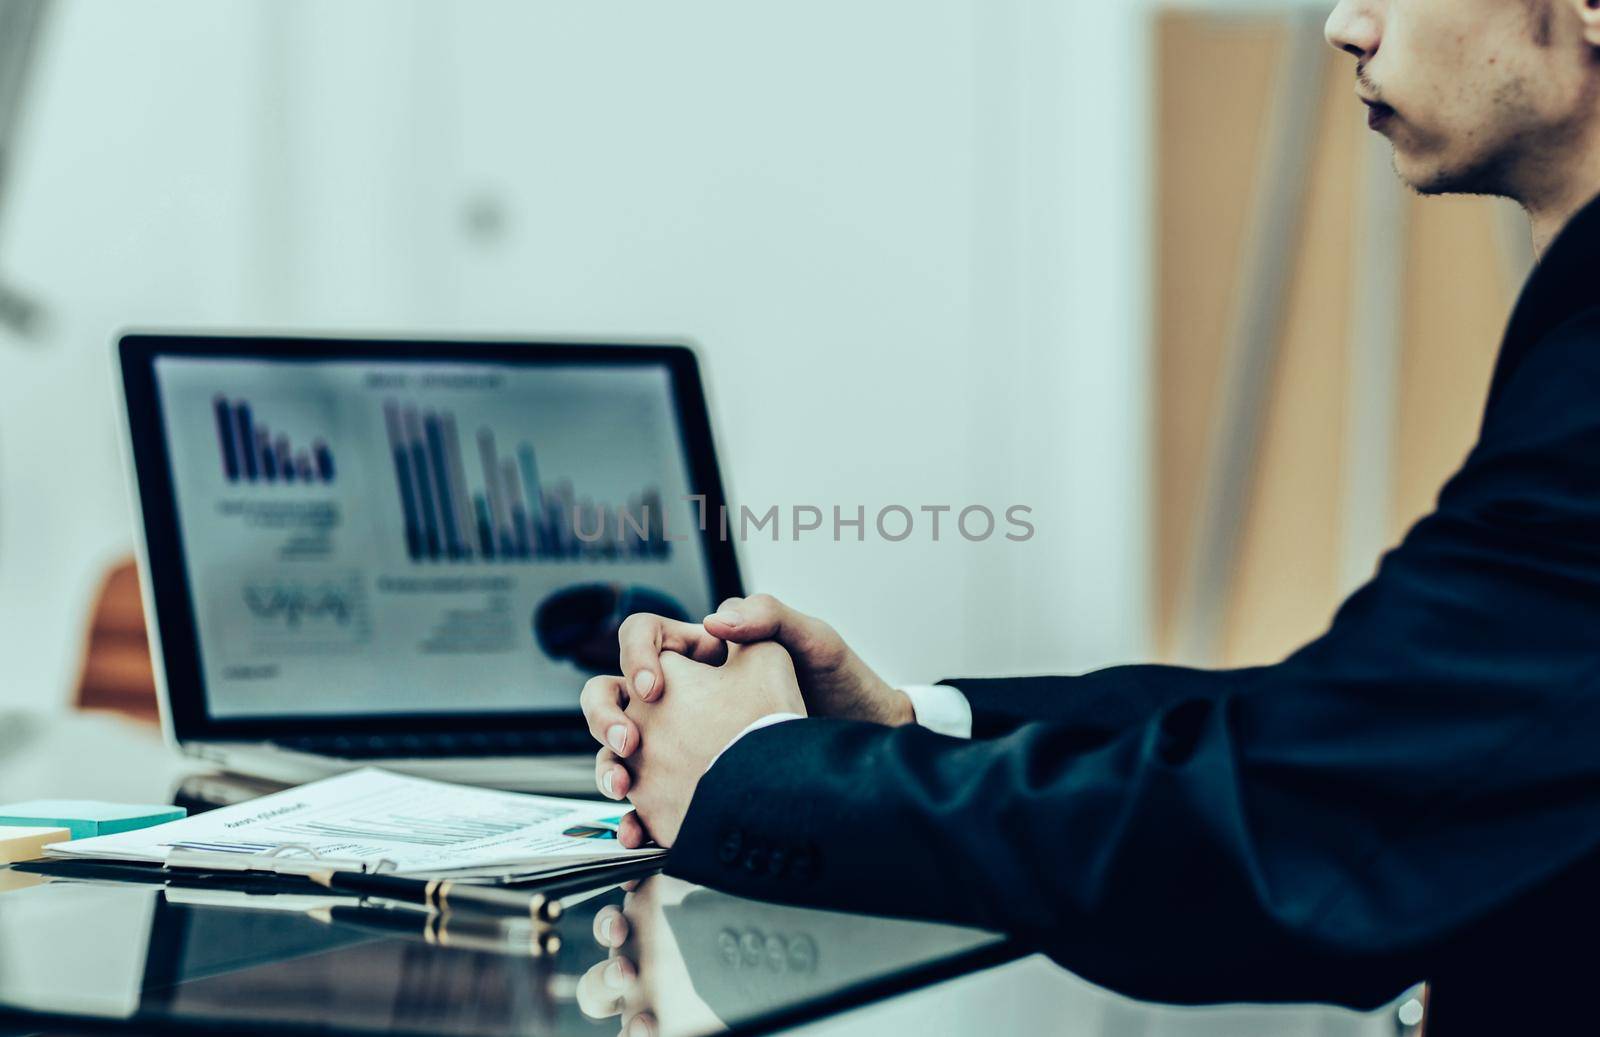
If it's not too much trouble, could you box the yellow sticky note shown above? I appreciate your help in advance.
[0,826,71,865]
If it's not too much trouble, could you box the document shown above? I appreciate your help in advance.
[46,768,660,879]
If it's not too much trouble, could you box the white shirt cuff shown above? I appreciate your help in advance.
[901,684,973,739]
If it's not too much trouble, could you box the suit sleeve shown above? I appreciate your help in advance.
[666,314,1600,1008]
[947,664,1269,739]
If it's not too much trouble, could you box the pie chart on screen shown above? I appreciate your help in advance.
[533,583,690,673]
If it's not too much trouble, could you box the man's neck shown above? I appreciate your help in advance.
[1522,141,1600,260]
[1527,192,1593,260]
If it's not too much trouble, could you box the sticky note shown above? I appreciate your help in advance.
[0,801,186,841]
[0,826,71,864]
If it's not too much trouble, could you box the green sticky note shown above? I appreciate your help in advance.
[0,801,186,840]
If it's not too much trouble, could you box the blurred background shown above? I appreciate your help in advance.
[0,0,1525,719]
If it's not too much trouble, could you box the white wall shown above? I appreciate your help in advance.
[0,0,1152,710]
[0,1,270,708]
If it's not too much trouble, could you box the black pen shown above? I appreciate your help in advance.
[14,858,333,897]
[306,870,563,923]
[309,902,562,957]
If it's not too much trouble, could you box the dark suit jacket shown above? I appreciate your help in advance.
[666,193,1600,1024]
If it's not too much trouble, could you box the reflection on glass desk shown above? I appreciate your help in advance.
[0,864,1014,1037]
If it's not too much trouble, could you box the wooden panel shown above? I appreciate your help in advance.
[1153,14,1518,667]
[1154,11,1286,656]
[1220,55,1362,665]
[1393,195,1515,538]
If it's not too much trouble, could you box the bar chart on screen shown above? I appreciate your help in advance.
[213,395,336,487]
[381,399,673,565]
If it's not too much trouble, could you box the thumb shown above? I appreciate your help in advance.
[704,593,816,648]
[705,595,844,676]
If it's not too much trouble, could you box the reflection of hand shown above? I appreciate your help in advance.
[576,876,724,1037]
[583,641,805,849]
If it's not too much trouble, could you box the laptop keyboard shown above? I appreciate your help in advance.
[275,728,593,759]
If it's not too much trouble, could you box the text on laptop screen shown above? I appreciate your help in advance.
[152,356,716,719]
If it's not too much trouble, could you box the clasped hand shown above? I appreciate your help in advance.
[578,594,911,848]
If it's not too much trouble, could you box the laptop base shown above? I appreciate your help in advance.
[185,741,599,797]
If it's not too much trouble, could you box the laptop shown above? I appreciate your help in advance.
[116,333,742,795]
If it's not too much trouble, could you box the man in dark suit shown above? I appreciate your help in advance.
[580,0,1600,1026]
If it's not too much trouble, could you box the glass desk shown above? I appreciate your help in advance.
[0,715,1411,1037]
[0,846,1015,1037]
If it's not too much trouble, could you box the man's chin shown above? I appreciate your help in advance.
[1390,147,1510,200]
[1388,148,1444,195]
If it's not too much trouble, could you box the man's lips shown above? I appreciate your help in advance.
[1360,97,1395,129]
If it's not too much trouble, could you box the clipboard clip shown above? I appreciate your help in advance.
[165,843,399,877]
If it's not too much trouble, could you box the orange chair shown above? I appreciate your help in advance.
[74,558,160,723]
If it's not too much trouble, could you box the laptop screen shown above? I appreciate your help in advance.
[144,349,723,722]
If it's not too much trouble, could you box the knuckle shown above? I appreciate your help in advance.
[744,639,799,673]
[617,612,655,642]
